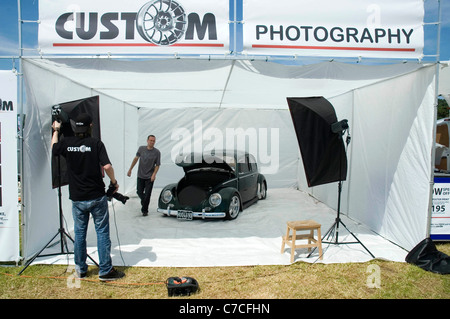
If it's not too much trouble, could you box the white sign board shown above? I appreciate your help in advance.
[39,0,230,55]
[243,0,424,59]
[432,176,450,241]
[0,71,20,261]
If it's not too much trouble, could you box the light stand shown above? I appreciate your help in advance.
[19,152,99,275]
[320,180,375,258]
[310,125,375,258]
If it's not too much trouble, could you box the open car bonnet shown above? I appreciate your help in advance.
[175,152,236,173]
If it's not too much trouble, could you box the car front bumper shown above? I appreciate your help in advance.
[157,208,226,219]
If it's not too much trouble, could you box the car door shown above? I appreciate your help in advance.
[238,154,258,203]
[246,154,259,200]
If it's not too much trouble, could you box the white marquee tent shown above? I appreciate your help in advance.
[21,57,437,266]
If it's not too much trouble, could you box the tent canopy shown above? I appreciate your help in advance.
[25,58,427,109]
[22,57,436,263]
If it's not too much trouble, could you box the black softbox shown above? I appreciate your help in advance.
[51,96,100,188]
[287,96,347,187]
[287,97,374,258]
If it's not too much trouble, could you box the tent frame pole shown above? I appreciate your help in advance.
[426,0,442,239]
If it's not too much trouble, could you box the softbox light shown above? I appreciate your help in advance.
[287,96,347,187]
[51,96,100,188]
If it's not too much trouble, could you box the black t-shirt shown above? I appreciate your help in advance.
[53,135,111,201]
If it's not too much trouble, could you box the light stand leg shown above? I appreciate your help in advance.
[308,181,375,259]
[18,216,100,275]
[18,231,61,275]
[331,218,375,259]
[18,154,99,275]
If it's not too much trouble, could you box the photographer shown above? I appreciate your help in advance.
[51,113,125,281]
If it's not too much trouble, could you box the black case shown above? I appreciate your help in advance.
[166,277,199,296]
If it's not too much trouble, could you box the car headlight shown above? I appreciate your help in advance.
[209,193,222,207]
[162,189,173,204]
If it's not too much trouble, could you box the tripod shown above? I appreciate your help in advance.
[309,131,375,259]
[318,180,375,258]
[19,155,99,275]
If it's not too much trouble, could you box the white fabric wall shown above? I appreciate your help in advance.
[350,66,435,247]
[22,60,139,259]
[133,107,299,191]
[97,94,139,194]
[21,58,436,260]
[298,65,436,249]
[22,60,91,258]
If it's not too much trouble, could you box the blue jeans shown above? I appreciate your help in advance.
[72,195,112,276]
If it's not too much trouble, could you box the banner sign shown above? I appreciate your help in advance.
[0,71,20,262]
[431,177,450,241]
[38,0,230,55]
[242,0,424,59]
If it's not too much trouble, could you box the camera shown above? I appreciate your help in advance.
[106,182,129,204]
[51,104,70,124]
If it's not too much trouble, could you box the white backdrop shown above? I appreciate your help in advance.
[21,58,436,264]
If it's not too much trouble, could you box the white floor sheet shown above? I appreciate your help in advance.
[31,188,408,268]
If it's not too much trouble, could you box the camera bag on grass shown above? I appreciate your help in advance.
[166,277,199,296]
[405,237,450,274]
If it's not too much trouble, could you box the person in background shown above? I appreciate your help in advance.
[127,135,161,216]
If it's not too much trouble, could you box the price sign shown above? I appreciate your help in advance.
[431,176,450,241]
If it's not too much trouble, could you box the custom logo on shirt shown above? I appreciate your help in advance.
[67,145,92,153]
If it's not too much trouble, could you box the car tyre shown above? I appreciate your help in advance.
[258,182,267,200]
[226,194,241,220]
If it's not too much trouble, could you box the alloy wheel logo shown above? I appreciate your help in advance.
[136,0,186,45]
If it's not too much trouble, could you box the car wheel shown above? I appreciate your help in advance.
[258,182,267,200]
[226,194,241,220]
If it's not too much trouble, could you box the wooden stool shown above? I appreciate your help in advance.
[281,220,323,262]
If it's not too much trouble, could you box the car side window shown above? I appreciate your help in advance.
[248,154,258,172]
[238,156,250,174]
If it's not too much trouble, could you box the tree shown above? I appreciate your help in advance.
[438,97,450,120]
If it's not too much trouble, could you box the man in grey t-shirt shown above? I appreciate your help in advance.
[127,135,161,216]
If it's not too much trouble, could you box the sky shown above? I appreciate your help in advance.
[0,0,449,70]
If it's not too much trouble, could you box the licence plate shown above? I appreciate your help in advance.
[177,210,193,221]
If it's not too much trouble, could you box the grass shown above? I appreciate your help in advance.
[1,243,449,300]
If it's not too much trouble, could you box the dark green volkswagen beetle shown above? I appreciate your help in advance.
[157,150,267,220]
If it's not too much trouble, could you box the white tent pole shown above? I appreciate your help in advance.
[426,0,442,238]
[233,0,237,55]
[17,0,25,264]
[20,53,422,65]
[219,60,235,109]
